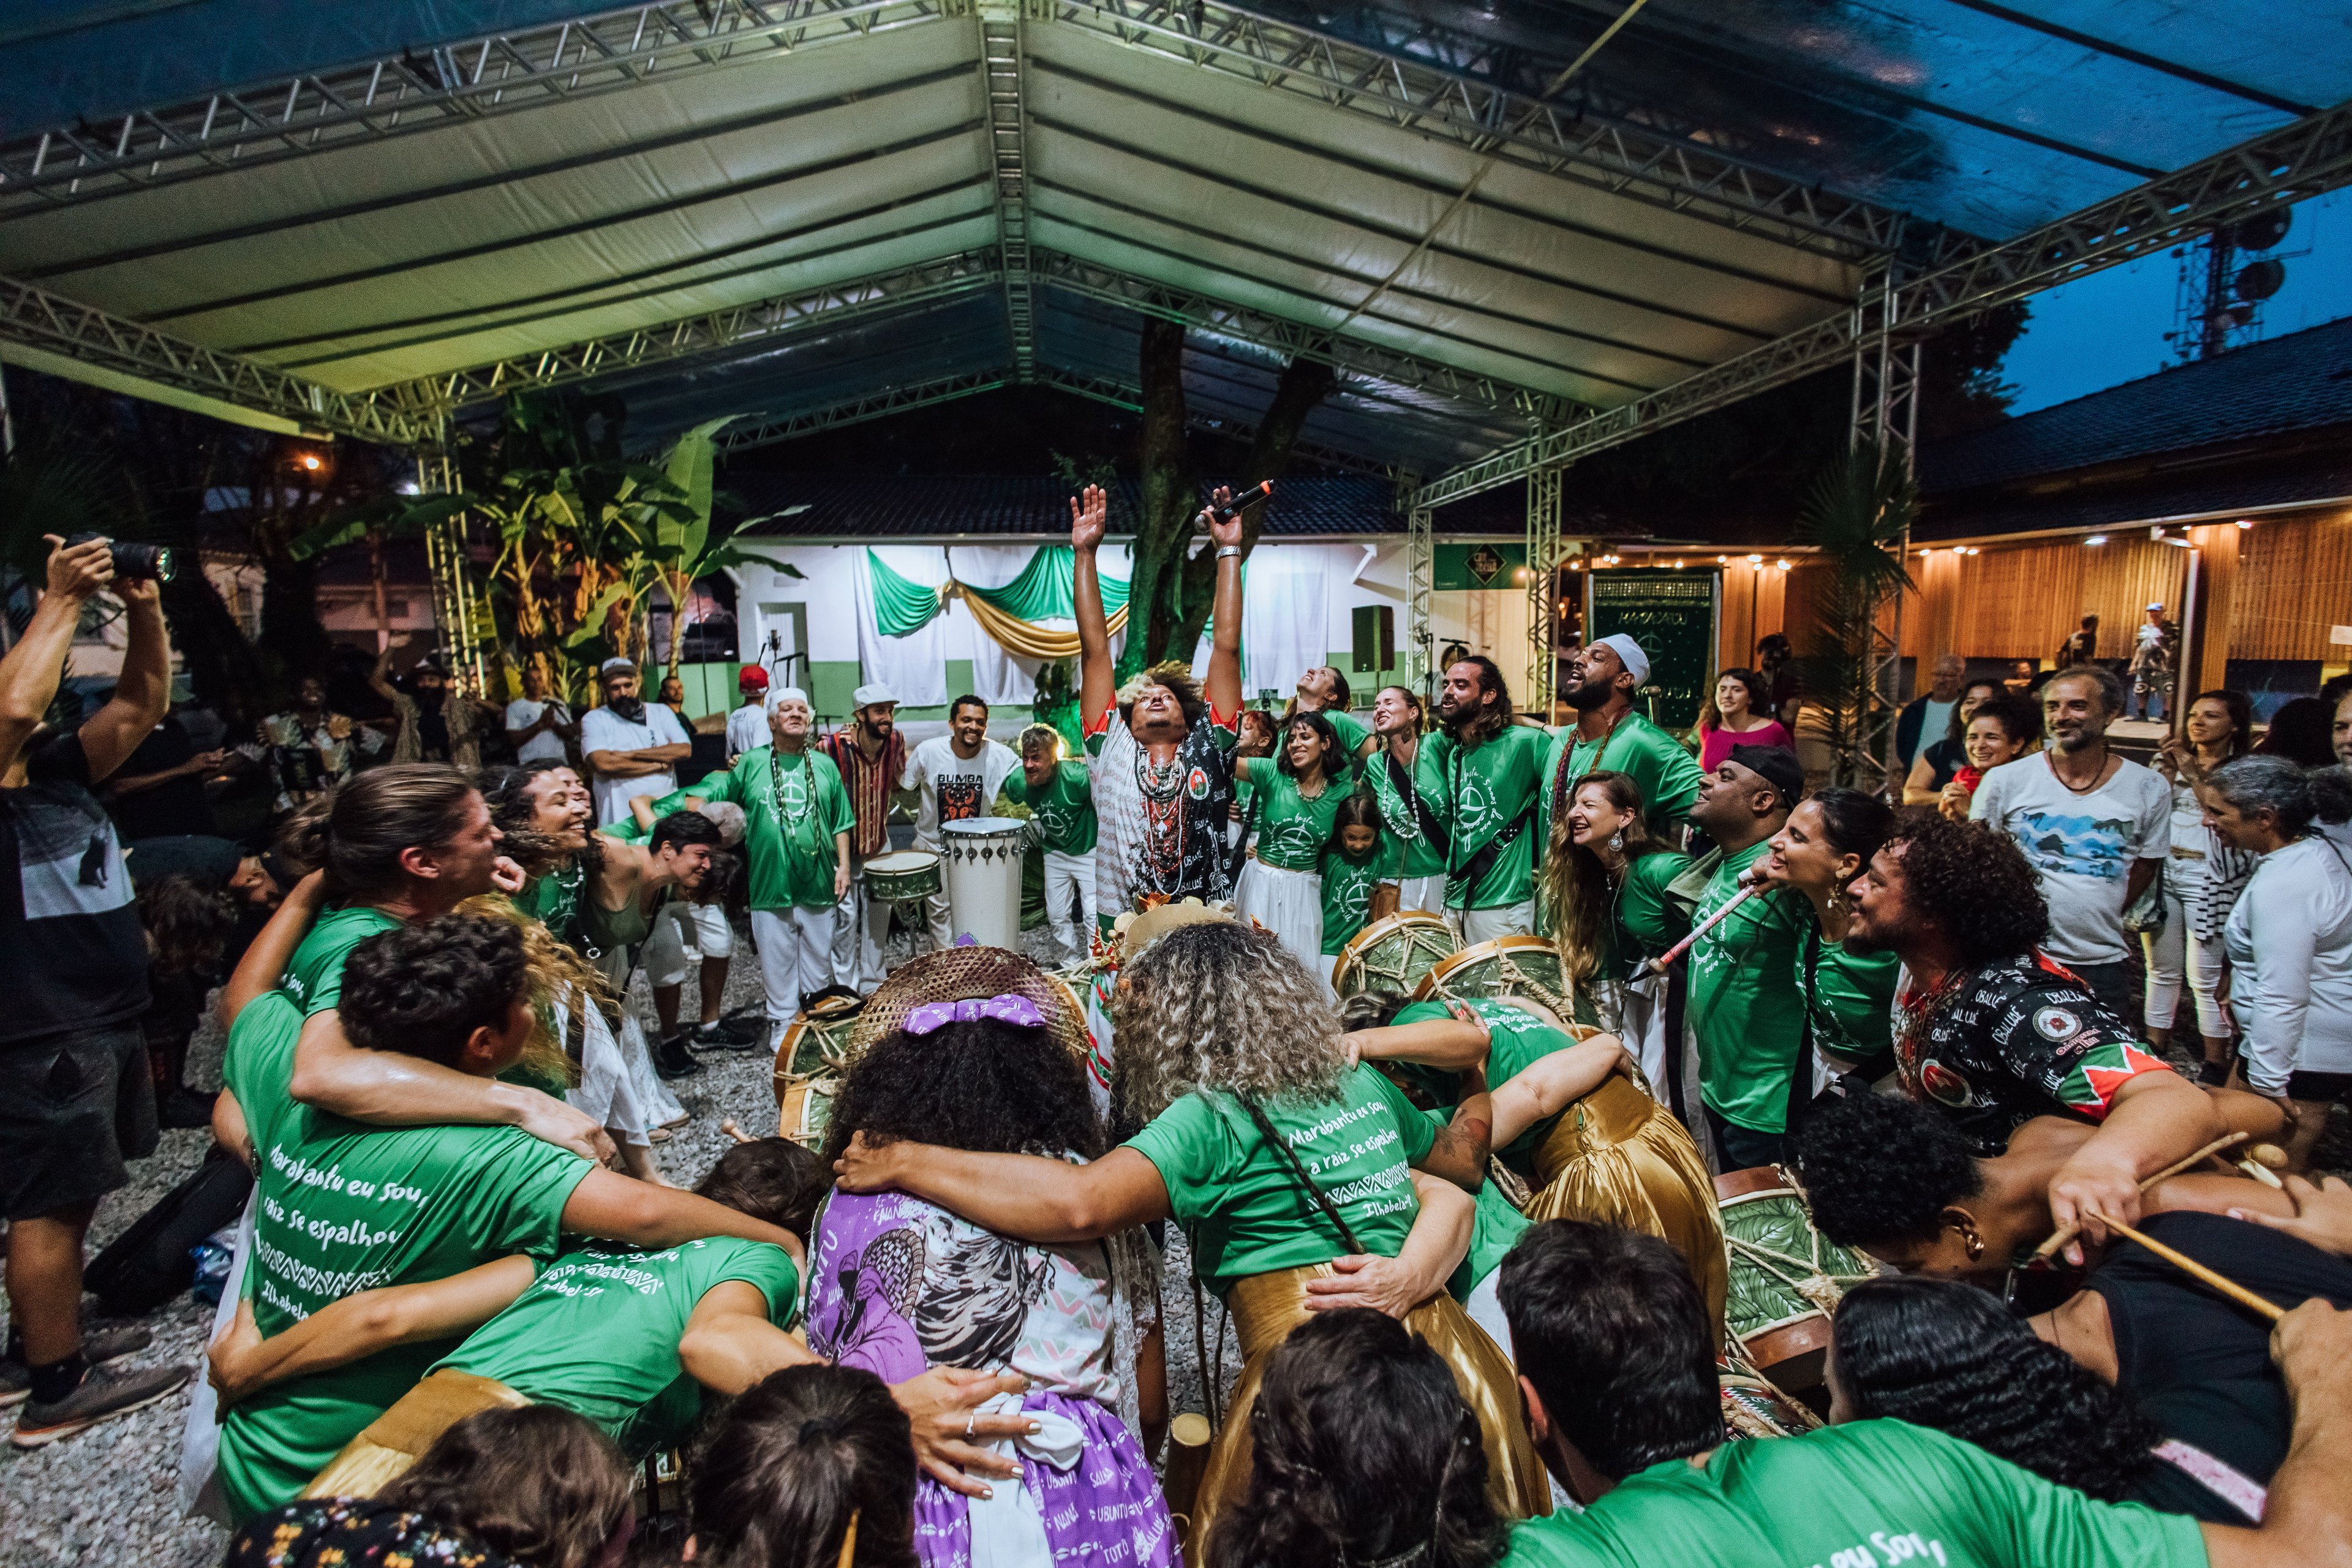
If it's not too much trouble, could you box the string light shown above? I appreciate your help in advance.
[2084,535,2108,546]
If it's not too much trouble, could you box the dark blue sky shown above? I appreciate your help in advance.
[1999,188,2352,415]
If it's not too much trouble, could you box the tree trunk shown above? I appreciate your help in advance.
[162,566,274,731]
[1124,317,1200,674]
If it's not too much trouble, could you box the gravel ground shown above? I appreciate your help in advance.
[4,927,2330,1567]
[0,919,1238,1568]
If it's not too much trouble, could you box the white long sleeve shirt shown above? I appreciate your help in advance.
[2225,834,2352,1094]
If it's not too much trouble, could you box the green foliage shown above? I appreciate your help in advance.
[1794,442,1918,786]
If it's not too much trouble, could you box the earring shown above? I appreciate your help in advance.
[1961,1227,1985,1262]
[1608,829,1624,853]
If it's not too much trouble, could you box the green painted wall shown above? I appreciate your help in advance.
[810,660,863,719]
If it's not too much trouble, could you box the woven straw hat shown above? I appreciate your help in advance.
[846,944,1091,1065]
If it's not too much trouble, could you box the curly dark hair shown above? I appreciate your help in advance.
[1793,1091,1984,1250]
[478,762,589,880]
[1885,816,2048,967]
[382,1405,633,1568]
[1277,708,1349,785]
[688,1364,917,1568]
[1831,1276,2162,1500]
[340,913,528,1068]
[140,872,238,976]
[697,1137,829,1238]
[821,1016,1103,1164]
[1210,1309,1507,1568]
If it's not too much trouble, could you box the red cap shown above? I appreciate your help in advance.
[738,665,770,690]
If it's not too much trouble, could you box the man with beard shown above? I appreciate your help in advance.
[1434,656,1551,941]
[578,657,692,827]
[1845,813,2221,1253]
[1365,684,1448,914]
[899,695,1018,949]
[1676,744,1811,1170]
[1970,666,2169,1024]
[369,638,497,772]
[248,674,385,812]
[1072,482,1245,914]
[819,682,904,992]
[1536,635,1702,888]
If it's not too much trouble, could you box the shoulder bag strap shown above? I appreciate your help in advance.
[1234,1094,1367,1256]
[1387,748,1450,856]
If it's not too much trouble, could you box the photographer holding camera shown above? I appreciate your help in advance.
[0,533,192,1446]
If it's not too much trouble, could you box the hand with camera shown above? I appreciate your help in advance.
[45,533,115,600]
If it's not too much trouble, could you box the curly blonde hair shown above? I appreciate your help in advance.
[1112,921,1345,1123]
[455,892,621,1087]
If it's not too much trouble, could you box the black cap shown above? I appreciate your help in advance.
[1729,744,1806,812]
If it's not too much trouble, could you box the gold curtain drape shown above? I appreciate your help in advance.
[946,579,1129,661]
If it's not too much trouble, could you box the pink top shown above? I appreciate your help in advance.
[1700,720,1793,773]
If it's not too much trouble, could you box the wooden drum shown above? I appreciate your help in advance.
[1413,934,1572,1016]
[863,849,942,904]
[1714,1166,1878,1395]
[772,992,862,1147]
[1331,911,1460,1000]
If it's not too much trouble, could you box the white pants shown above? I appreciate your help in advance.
[831,869,892,993]
[560,991,654,1148]
[756,905,839,1023]
[1453,900,1536,944]
[644,900,733,988]
[1237,858,1327,995]
[2144,873,2233,1038]
[1395,873,1446,916]
[913,831,954,950]
[1041,846,1098,963]
[619,1009,688,1126]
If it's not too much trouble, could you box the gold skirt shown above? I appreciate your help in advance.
[1187,1264,1551,1559]
[1524,1075,1728,1344]
[301,1368,531,1501]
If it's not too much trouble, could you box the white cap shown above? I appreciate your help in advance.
[2146,602,2165,612]
[851,682,898,709]
[769,685,811,709]
[1592,633,1651,686]
[599,656,638,676]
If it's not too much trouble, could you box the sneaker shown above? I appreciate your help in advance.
[157,1084,217,1131]
[11,1360,190,1447]
[653,1035,704,1081]
[0,1324,156,1409]
[690,1020,759,1054]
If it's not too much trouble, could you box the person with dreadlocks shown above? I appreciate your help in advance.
[1071,483,1245,913]
[835,918,1551,1547]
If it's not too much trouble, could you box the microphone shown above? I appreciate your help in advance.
[1200,481,1273,524]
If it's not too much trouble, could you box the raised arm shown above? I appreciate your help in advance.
[368,643,402,704]
[560,1167,806,1259]
[1203,490,1245,720]
[1487,1036,1632,1150]
[289,1008,616,1164]
[835,1137,1172,1244]
[1071,486,1114,725]
[208,1256,535,1406]
[218,870,326,1028]
[674,1279,822,1395]
[78,577,173,783]
[0,535,112,773]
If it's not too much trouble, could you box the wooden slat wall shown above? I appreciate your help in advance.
[1891,536,2185,662]
[2232,508,2352,660]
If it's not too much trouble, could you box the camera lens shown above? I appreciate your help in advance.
[112,543,176,582]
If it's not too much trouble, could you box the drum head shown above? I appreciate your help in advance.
[941,816,1029,838]
[1331,911,1459,999]
[1413,935,1567,1005]
[866,850,940,873]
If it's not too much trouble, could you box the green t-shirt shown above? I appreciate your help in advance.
[1392,997,1580,1172]
[1125,1064,1427,1289]
[1001,760,1098,856]
[1362,736,1449,880]
[1238,758,1354,872]
[688,746,854,910]
[1685,842,1814,1136]
[216,936,596,1523]
[1616,851,1693,962]
[1536,712,1705,863]
[437,1238,800,1458]
[521,858,588,939]
[1803,932,1901,1062]
[1320,835,1401,956]
[1496,1420,2206,1568]
[1449,1163,1532,1303]
[594,787,697,848]
[1322,709,1371,756]
[1440,725,1550,910]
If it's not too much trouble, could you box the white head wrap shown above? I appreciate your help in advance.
[1592,633,1651,686]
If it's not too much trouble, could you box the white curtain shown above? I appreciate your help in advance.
[853,546,951,709]
[946,545,1048,706]
[1226,547,1329,703]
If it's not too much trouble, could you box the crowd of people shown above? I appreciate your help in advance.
[7,502,2352,1568]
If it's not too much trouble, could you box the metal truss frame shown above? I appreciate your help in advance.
[0,0,957,216]
[1043,0,1904,261]
[1033,249,1567,423]
[715,366,1010,449]
[381,251,1000,413]
[1035,365,1398,478]
[1525,464,1561,710]
[1846,262,1923,795]
[0,273,431,442]
[974,0,1042,380]
[1404,492,1434,696]
[1411,98,2352,509]
[413,435,490,695]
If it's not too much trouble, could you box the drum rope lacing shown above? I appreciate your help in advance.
[1722,1175,1875,1320]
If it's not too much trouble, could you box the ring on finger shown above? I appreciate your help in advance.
[965,1411,976,1439]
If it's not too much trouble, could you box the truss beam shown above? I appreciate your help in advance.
[1411,99,2352,509]
[0,273,429,442]
[715,367,1010,449]
[976,0,1040,380]
[1037,365,1398,479]
[1034,249,1567,424]
[1404,491,1434,695]
[0,0,956,217]
[1043,0,1904,261]
[1525,465,1561,711]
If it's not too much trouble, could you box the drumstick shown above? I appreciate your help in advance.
[2088,1211,2285,1322]
[2030,1134,2248,1261]
[1645,881,1760,974]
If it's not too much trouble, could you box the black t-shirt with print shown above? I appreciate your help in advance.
[1,733,151,1046]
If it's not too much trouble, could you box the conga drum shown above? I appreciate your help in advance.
[863,849,943,907]
[1414,935,1575,1019]
[772,992,862,1094]
[1714,1166,1878,1395]
[1331,911,1460,1001]
[940,816,1028,949]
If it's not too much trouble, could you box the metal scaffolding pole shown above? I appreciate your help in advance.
[416,434,487,697]
[1404,486,1434,700]
[1525,466,1562,712]
[1848,260,1921,795]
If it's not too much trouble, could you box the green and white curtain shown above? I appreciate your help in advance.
[853,543,1138,707]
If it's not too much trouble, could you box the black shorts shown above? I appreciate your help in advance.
[0,1023,159,1221]
[2288,1071,2352,1105]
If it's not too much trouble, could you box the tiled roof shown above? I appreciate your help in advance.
[728,474,1523,539]
[1918,315,2352,496]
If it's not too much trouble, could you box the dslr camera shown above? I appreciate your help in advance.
[62,532,176,582]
